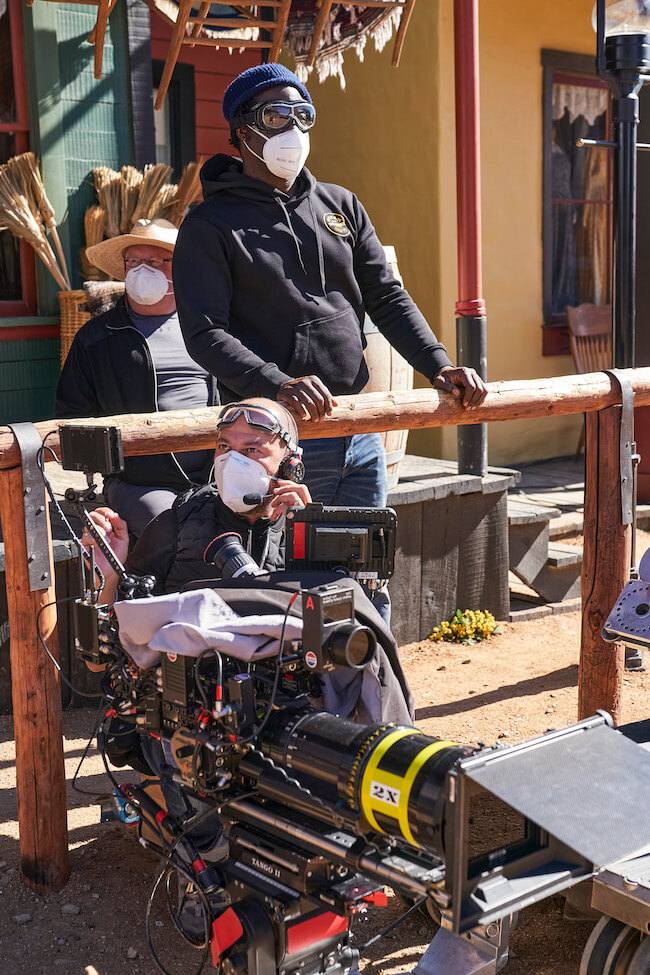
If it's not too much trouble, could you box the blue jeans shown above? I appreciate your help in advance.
[301,432,388,508]
[301,433,390,624]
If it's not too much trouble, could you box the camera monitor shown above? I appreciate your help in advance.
[285,503,397,579]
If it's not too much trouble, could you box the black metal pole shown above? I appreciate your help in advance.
[607,36,646,368]
[601,31,650,670]
[613,90,638,368]
[457,315,487,475]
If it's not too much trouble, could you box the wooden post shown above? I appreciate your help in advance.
[579,406,631,724]
[0,466,70,890]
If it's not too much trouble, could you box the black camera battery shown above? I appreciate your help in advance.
[161,653,196,731]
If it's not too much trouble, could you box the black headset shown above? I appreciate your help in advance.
[278,451,305,484]
[277,410,305,483]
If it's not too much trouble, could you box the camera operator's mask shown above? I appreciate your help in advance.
[213,450,271,514]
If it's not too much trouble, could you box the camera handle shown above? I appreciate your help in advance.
[68,494,155,601]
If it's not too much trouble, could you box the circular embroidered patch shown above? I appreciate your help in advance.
[323,212,351,237]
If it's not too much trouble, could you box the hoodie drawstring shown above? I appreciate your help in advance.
[277,197,307,278]
[276,196,327,298]
[308,196,327,297]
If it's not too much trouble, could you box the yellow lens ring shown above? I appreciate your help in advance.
[360,732,457,846]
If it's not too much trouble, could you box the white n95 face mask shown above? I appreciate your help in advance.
[125,264,172,305]
[213,450,271,514]
[245,127,310,181]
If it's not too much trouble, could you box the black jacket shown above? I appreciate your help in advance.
[173,156,452,402]
[55,298,218,490]
[125,485,285,594]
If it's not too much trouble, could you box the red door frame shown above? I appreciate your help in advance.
[1,0,37,317]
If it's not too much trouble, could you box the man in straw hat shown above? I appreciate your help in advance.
[56,218,218,537]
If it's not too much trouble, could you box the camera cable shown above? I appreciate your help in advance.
[70,699,117,800]
[356,895,428,956]
[142,802,232,975]
[36,433,106,596]
[36,596,106,701]
[236,591,298,747]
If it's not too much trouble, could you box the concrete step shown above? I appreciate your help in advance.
[508,492,564,585]
[547,542,582,568]
[509,595,581,622]
[507,495,561,526]
[549,503,650,538]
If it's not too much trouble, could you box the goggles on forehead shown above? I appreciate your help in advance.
[232,100,316,134]
[216,404,301,455]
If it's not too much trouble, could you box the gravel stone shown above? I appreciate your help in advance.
[127,947,138,959]
[61,903,80,915]
[13,913,32,924]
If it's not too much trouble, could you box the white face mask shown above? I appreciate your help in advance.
[125,264,173,305]
[245,126,310,182]
[213,450,272,514]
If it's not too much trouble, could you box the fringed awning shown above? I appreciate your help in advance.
[286,0,415,89]
[23,0,417,105]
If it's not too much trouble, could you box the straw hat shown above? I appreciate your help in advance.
[86,218,178,281]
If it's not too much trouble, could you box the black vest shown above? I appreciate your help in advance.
[164,485,285,594]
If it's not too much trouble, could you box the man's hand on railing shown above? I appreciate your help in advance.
[433,365,488,408]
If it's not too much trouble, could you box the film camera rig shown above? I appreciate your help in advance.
[59,425,650,975]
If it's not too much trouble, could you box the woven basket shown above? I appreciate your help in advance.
[58,290,91,367]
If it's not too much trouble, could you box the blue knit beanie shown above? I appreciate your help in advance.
[222,63,312,124]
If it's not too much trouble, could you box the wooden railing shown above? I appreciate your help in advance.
[1,367,648,893]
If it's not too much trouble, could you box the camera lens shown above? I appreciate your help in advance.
[205,532,266,579]
[326,623,376,669]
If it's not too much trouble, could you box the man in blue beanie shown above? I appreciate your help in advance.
[173,63,487,574]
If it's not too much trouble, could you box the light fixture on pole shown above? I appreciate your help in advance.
[593,0,650,369]
[591,1,649,670]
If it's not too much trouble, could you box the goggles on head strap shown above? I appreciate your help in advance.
[232,100,316,135]
[216,403,302,455]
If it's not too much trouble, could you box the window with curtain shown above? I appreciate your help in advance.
[542,51,613,355]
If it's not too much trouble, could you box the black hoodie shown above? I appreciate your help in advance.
[173,155,452,401]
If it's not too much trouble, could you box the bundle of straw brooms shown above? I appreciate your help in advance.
[0,152,71,290]
[83,161,202,280]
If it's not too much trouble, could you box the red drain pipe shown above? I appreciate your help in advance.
[454,0,487,475]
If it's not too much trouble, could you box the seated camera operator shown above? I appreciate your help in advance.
[89,398,309,604]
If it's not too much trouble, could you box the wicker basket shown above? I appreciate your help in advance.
[58,289,91,367]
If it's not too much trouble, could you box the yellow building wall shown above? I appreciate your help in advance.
[283,0,598,465]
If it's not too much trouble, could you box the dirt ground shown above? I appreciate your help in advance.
[0,608,648,975]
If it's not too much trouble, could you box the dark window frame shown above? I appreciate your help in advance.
[541,49,612,356]
[152,59,196,181]
[0,0,36,316]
